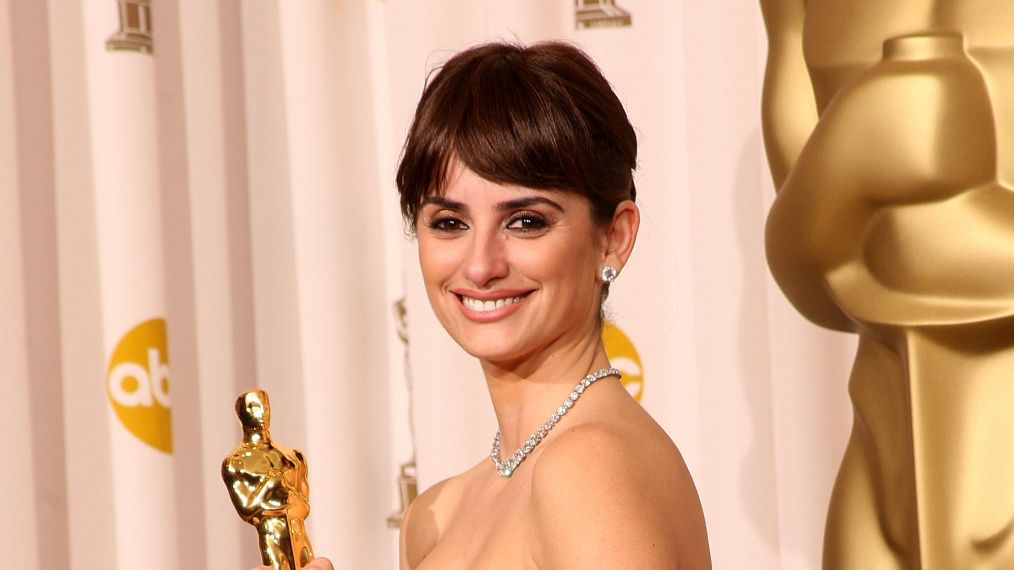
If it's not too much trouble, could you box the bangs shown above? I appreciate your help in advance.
[397,42,636,228]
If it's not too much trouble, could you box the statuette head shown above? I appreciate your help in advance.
[236,389,271,431]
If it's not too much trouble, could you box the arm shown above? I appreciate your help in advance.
[760,0,818,190]
[222,457,284,520]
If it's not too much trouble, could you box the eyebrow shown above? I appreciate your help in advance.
[497,197,565,213]
[421,196,465,210]
[420,195,565,213]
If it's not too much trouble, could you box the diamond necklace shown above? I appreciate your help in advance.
[490,367,621,478]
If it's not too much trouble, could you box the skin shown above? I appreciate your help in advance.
[399,160,711,568]
[254,160,712,568]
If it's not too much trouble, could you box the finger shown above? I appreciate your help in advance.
[304,558,335,570]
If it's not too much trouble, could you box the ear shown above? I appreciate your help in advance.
[601,200,639,273]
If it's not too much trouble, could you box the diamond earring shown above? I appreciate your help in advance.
[599,266,618,283]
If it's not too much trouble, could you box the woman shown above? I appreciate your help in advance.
[293,40,710,569]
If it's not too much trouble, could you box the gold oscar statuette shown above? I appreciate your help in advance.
[223,390,314,570]
[761,0,1014,567]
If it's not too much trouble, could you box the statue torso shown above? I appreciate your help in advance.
[763,3,1014,565]
[224,442,310,523]
[766,0,1014,329]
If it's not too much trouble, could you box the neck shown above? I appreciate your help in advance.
[482,326,613,453]
[243,428,269,446]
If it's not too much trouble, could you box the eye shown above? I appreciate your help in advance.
[506,211,550,232]
[427,215,469,232]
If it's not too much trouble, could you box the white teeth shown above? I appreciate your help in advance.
[461,295,523,312]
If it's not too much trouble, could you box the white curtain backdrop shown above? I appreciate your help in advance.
[1,1,856,568]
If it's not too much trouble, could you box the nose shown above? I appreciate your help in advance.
[462,226,509,287]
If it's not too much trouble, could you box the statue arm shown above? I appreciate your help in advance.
[760,0,818,190]
[222,459,285,520]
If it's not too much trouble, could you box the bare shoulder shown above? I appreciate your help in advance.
[399,462,483,569]
[399,475,454,569]
[529,420,711,569]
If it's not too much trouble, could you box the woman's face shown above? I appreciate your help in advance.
[417,162,607,364]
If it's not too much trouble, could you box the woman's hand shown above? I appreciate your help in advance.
[252,558,334,570]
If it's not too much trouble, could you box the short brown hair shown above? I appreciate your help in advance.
[396,41,636,229]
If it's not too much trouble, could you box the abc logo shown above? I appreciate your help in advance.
[602,322,644,402]
[107,318,173,453]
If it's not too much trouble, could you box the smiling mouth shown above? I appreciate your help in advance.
[460,294,525,313]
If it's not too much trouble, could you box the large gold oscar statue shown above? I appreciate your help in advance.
[761,2,1014,568]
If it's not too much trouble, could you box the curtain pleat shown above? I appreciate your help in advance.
[80,0,178,565]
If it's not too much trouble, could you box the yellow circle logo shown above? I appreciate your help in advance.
[602,322,643,401]
[106,318,173,453]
